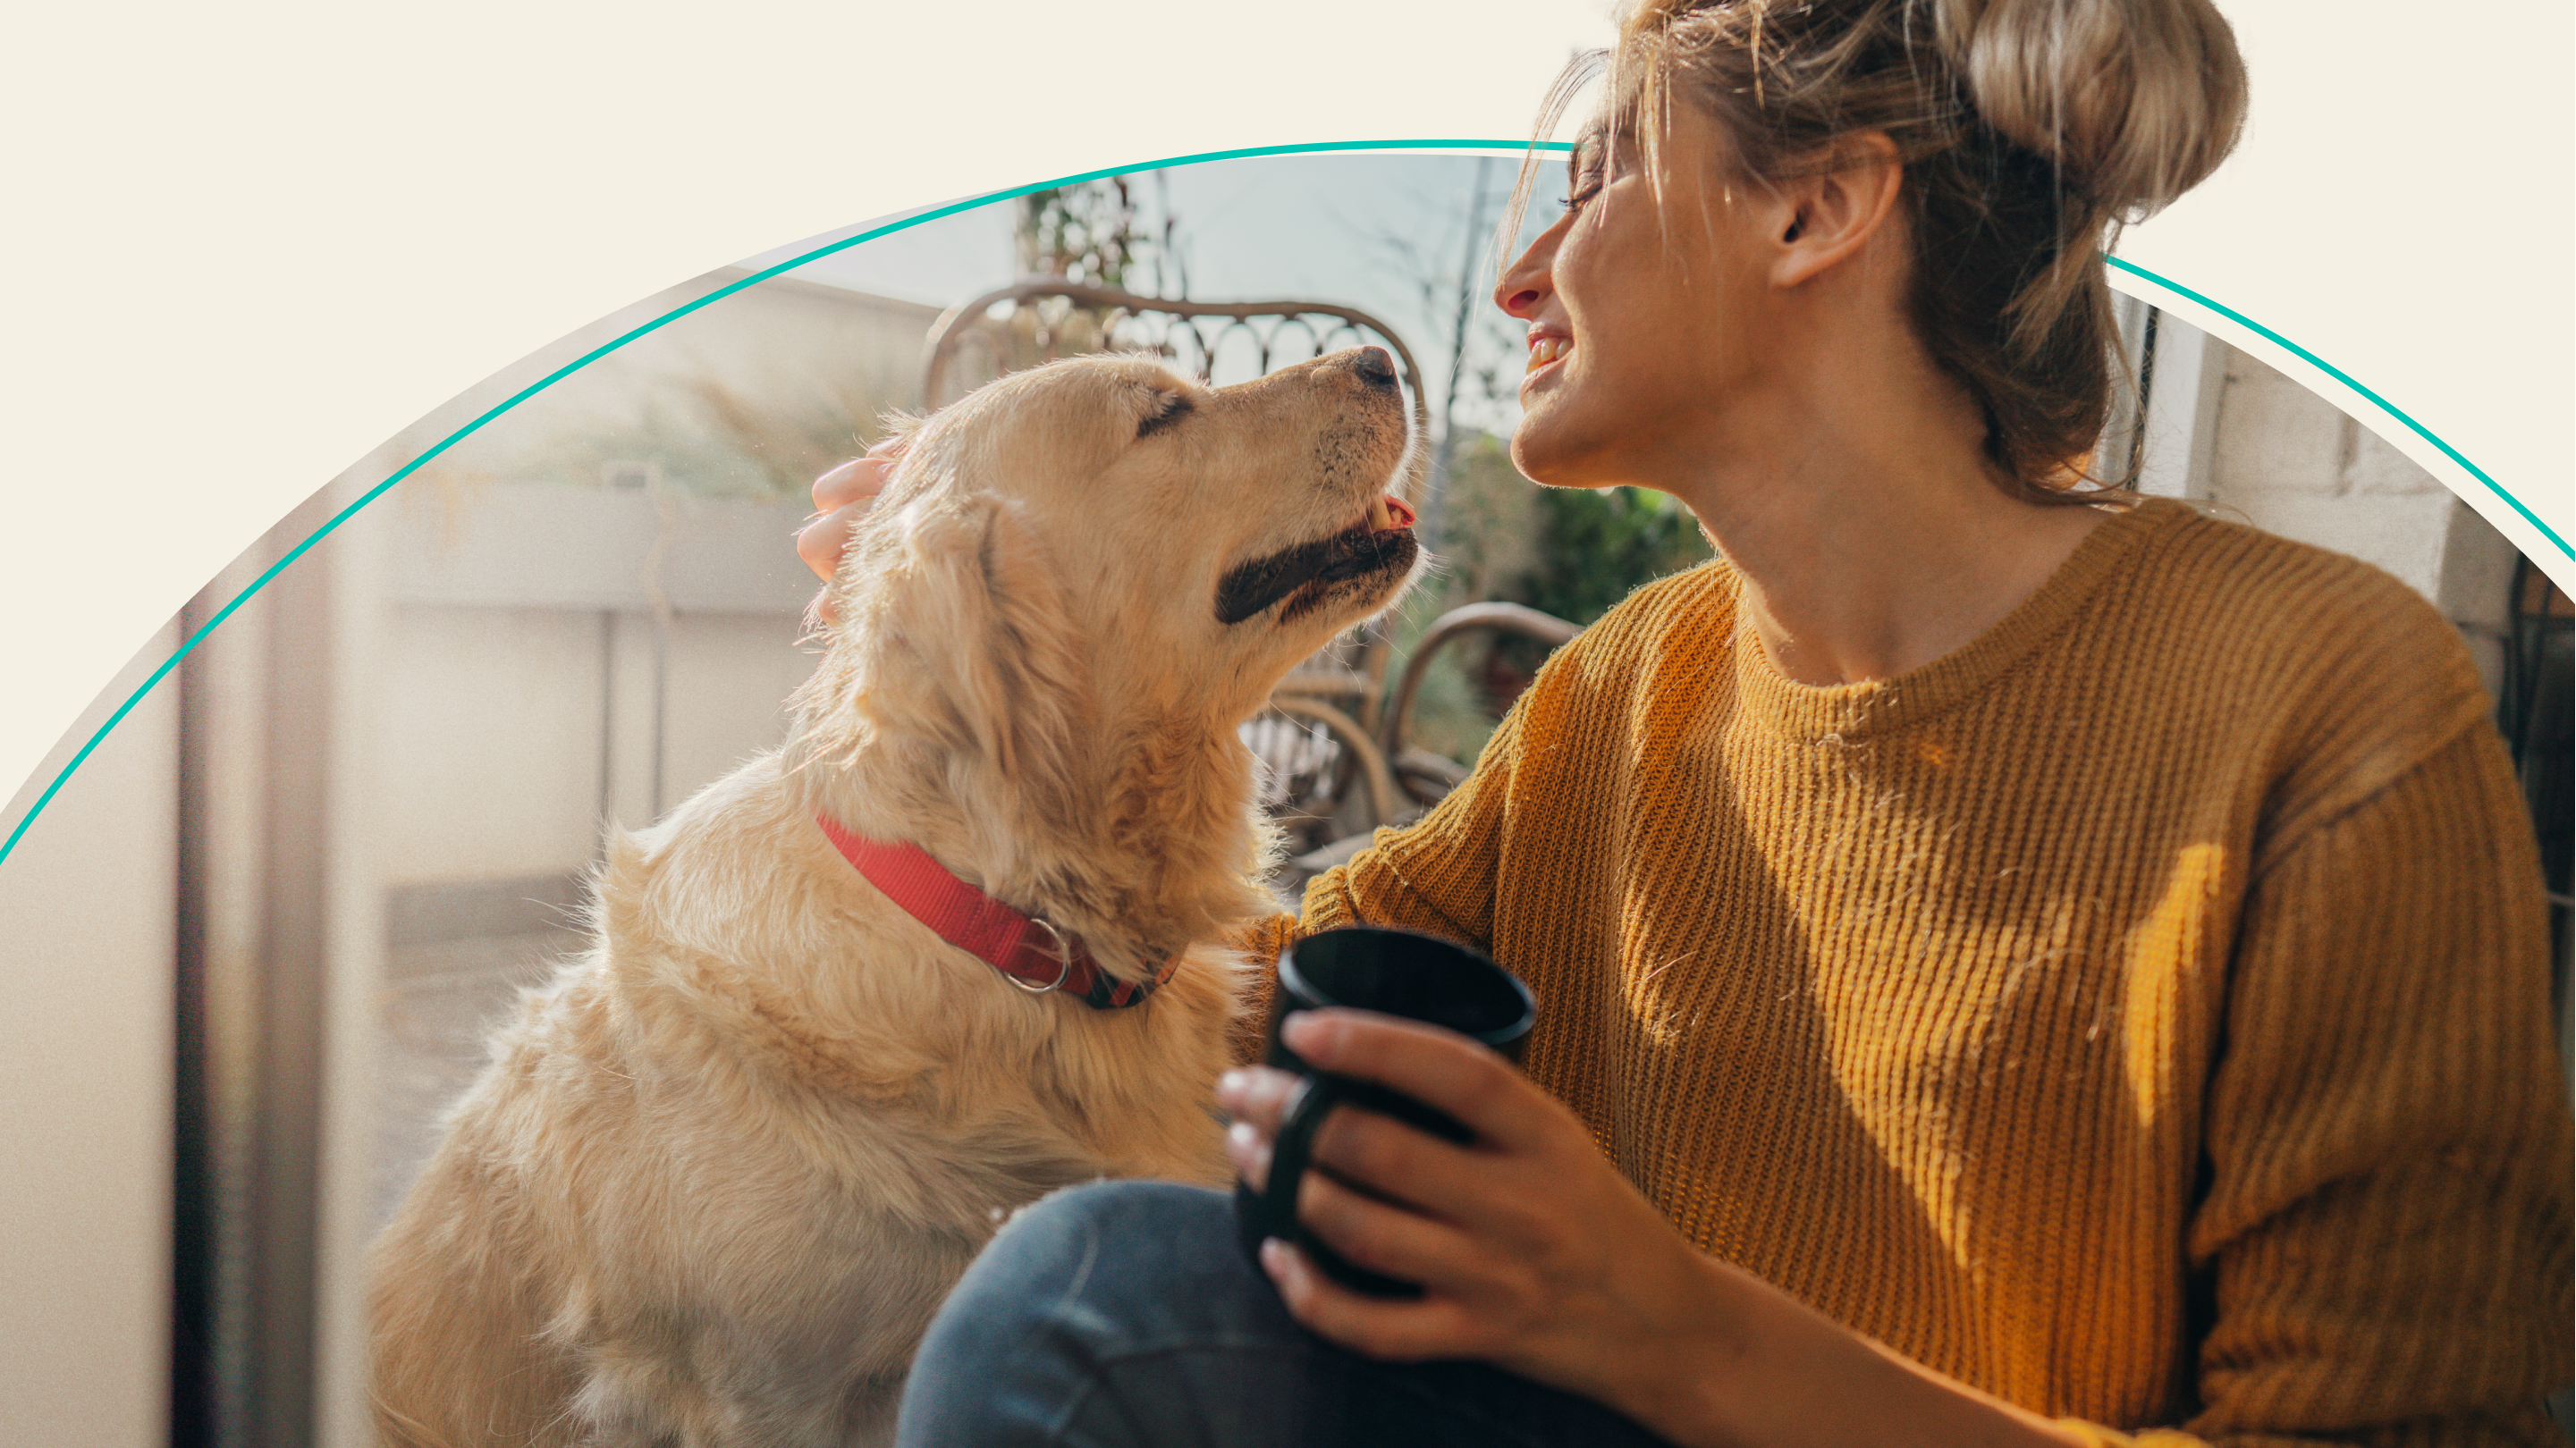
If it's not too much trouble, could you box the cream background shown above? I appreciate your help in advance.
[0,4,2565,1443]
[0,0,2565,813]
[2,0,2572,817]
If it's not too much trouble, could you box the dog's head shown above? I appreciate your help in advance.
[790,349,1416,930]
[888,347,1415,652]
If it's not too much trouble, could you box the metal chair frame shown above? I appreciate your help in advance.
[1380,602,1582,806]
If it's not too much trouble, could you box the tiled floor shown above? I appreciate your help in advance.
[371,927,585,1233]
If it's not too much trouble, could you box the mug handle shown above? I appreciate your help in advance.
[1254,1073,1341,1250]
[1246,1075,1427,1300]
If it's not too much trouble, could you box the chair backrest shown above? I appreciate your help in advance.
[921,276,1431,430]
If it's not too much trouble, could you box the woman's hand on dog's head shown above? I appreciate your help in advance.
[800,439,901,581]
[799,439,904,620]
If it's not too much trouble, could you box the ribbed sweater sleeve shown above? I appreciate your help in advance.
[2177,721,2568,1446]
[2036,720,2570,1447]
[1301,689,1528,948]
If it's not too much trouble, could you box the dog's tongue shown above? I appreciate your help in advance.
[1376,495,1417,531]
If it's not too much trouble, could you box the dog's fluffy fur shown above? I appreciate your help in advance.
[367,351,1418,1446]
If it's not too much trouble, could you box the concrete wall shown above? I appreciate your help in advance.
[2136,313,2521,698]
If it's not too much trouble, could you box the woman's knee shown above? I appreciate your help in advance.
[898,1181,1278,1445]
[941,1179,1275,1345]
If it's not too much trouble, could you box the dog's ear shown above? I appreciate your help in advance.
[796,485,1085,818]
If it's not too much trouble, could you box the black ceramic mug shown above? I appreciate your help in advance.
[1233,924,1537,1298]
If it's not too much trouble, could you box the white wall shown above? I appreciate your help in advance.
[377,604,820,888]
[380,607,610,885]
[378,484,825,888]
[0,627,176,1448]
[363,275,933,892]
[658,613,825,819]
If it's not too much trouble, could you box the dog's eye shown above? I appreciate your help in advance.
[1136,393,1193,439]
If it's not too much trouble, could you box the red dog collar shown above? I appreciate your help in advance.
[813,815,1171,1009]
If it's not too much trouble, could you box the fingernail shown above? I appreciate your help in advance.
[1258,1238,1290,1274]
[1227,1120,1256,1149]
[1217,1068,1247,1100]
[1280,1012,1326,1052]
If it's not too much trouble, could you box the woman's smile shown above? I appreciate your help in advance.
[1523,331,1572,379]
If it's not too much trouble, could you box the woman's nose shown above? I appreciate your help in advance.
[1493,226,1558,320]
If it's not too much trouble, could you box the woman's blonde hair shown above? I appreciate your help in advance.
[1508,0,2247,501]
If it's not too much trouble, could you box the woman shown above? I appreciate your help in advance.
[800,1,2571,1443]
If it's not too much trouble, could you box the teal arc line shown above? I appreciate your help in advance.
[0,138,1567,871]
[2106,256,2568,561]
[2,145,2546,870]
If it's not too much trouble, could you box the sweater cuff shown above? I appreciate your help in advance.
[1222,913,1300,1066]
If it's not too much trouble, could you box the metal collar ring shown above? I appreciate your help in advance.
[1002,918,1077,995]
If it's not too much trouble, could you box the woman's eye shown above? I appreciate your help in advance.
[1561,130,1609,215]
[1562,149,1606,214]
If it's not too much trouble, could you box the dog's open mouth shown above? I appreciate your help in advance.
[1213,495,1419,627]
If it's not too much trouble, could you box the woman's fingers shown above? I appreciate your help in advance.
[1287,1151,1482,1278]
[1255,1167,1563,1366]
[1277,1009,1559,1154]
[1218,1061,1471,1194]
[1215,1066,1300,1132]
[1222,1082,1487,1217]
[811,439,900,511]
[798,440,905,611]
[1224,1112,1285,1195]
[1216,1015,1570,1235]
[1225,1014,1735,1406]
[1257,1239,1488,1364]
[797,499,873,585]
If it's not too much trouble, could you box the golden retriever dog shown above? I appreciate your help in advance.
[368,348,1420,1447]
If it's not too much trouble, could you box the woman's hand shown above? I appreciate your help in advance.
[1220,1009,1734,1432]
[1219,1009,2090,1448]
[798,438,904,620]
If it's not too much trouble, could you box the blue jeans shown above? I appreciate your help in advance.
[894,1180,1672,1447]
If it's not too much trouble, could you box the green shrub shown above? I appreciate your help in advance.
[1515,484,1714,627]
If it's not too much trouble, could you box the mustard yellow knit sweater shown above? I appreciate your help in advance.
[1244,499,2572,1445]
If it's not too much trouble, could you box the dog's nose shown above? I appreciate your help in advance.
[1349,347,1398,390]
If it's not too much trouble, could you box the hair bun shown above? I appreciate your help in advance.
[1938,0,2248,217]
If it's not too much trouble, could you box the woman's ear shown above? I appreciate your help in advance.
[1769,131,1905,290]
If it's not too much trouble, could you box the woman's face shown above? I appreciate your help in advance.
[1497,100,1778,491]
